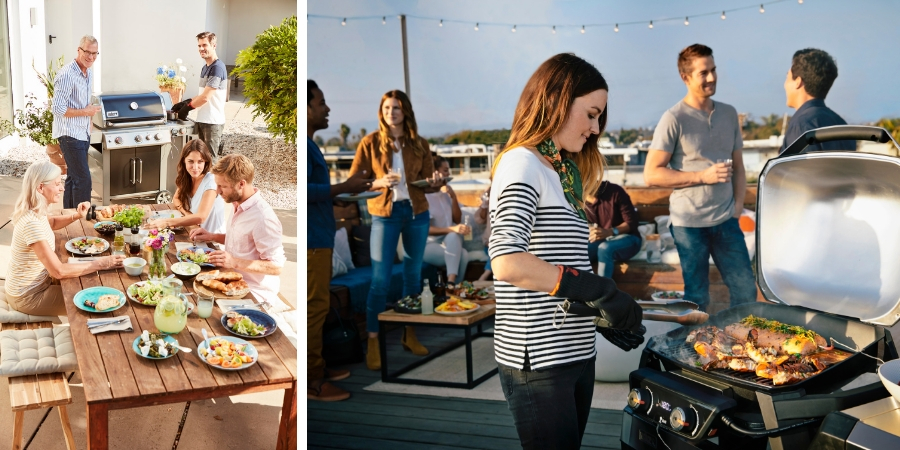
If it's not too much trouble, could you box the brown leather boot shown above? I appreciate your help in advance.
[401,326,429,356]
[366,337,381,371]
[307,381,350,402]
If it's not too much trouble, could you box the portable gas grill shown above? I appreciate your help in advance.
[621,126,900,450]
[88,91,196,205]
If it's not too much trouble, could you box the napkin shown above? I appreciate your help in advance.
[69,257,97,264]
[87,316,133,334]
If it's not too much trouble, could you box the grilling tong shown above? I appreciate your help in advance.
[565,298,709,328]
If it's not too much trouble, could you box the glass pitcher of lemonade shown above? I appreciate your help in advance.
[154,279,189,334]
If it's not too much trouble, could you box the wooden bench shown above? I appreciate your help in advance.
[1,321,75,450]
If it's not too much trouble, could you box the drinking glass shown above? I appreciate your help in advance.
[463,216,473,241]
[196,292,214,318]
[716,158,733,167]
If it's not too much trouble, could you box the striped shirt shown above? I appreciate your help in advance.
[5,211,54,297]
[489,147,596,370]
[51,60,93,141]
[195,59,227,125]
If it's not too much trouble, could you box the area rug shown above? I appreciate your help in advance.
[364,336,629,410]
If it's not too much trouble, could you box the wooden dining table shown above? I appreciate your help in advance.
[54,204,297,450]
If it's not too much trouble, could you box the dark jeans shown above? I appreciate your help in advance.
[587,234,642,278]
[499,356,596,450]
[59,136,91,208]
[670,217,757,311]
[368,200,430,332]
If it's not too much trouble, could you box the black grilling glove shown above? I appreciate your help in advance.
[553,266,643,333]
[175,98,195,120]
[597,324,646,352]
[171,99,190,112]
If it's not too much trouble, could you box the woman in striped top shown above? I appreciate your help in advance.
[489,53,645,449]
[4,161,124,316]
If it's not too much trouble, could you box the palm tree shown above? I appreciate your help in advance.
[339,124,351,147]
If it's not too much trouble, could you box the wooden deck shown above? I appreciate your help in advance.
[307,322,624,449]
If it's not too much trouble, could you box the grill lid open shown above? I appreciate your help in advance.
[93,91,166,128]
[757,126,900,327]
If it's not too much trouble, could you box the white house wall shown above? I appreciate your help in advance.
[205,0,228,69]
[225,0,295,66]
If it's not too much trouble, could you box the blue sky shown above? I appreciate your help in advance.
[304,0,900,141]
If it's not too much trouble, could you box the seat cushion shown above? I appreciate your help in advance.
[0,292,61,324]
[0,327,77,377]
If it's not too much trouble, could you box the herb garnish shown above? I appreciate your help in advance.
[740,315,818,341]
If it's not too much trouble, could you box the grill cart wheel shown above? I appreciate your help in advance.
[156,190,172,204]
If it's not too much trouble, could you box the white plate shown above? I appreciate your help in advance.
[336,192,381,201]
[651,291,685,301]
[66,236,110,255]
[149,210,183,220]
[410,177,453,188]
[197,336,258,371]
[435,303,481,316]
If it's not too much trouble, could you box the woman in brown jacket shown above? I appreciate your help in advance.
[350,90,442,370]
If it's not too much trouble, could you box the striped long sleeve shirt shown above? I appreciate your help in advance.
[51,60,93,141]
[488,147,596,370]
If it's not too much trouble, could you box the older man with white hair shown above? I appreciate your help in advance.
[52,35,102,208]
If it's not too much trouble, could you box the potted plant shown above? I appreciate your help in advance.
[155,59,189,104]
[232,15,298,145]
[0,56,67,173]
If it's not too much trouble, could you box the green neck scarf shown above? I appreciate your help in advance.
[536,139,586,221]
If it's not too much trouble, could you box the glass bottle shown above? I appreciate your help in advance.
[129,227,142,256]
[433,272,447,303]
[112,224,125,255]
[463,215,473,241]
[421,279,434,315]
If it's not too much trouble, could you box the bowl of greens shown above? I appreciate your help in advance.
[113,205,145,228]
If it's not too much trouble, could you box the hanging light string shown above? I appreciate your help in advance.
[308,0,794,32]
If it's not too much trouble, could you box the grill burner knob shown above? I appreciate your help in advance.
[154,133,161,141]
[114,137,123,144]
[670,407,695,432]
[627,388,650,412]
[134,135,143,143]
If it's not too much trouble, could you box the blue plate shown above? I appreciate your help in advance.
[132,334,179,360]
[221,308,277,339]
[197,336,258,371]
[73,287,126,313]
[177,246,215,267]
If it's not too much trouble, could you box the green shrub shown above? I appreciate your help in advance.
[0,56,66,145]
[232,15,298,145]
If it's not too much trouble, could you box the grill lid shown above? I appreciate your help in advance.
[93,91,165,128]
[756,126,900,327]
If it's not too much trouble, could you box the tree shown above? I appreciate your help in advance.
[339,124,351,146]
[314,136,325,147]
[232,16,298,144]
[359,127,367,139]
[876,118,900,143]
[325,137,342,146]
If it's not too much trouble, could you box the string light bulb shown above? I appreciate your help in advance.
[581,25,585,34]
[512,24,516,32]
[474,22,479,31]
[382,16,386,25]
[799,0,804,3]
[614,24,619,32]
[684,17,689,26]
[721,11,727,19]
[341,18,346,26]
[648,20,653,29]
[439,19,443,27]
[760,4,765,13]
[552,25,556,34]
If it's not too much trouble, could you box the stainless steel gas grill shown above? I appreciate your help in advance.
[88,91,196,205]
[621,126,900,450]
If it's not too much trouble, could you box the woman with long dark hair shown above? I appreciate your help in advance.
[489,53,644,449]
[146,139,225,233]
[350,90,443,371]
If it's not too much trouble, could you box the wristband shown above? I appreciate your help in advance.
[612,228,620,236]
[548,265,564,296]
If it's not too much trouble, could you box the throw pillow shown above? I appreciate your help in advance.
[332,252,348,278]
[334,228,355,271]
[350,225,372,267]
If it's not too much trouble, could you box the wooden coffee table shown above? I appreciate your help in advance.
[377,304,496,389]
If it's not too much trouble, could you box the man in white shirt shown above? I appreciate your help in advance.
[172,32,228,158]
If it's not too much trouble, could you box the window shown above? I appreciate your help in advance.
[0,0,13,136]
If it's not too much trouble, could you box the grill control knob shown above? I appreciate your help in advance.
[154,133,161,141]
[669,407,695,432]
[134,135,142,143]
[114,137,123,144]
[627,388,650,413]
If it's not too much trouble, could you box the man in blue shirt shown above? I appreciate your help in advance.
[307,80,371,402]
[780,48,854,153]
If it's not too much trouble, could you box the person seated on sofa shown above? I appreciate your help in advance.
[585,181,642,278]
[5,160,125,316]
[474,186,493,281]
[422,156,471,283]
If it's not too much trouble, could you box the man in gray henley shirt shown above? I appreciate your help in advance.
[644,44,757,311]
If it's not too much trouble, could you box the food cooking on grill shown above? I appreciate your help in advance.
[435,297,477,313]
[685,315,850,385]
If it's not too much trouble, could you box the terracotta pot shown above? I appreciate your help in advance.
[159,86,184,105]
[46,144,67,175]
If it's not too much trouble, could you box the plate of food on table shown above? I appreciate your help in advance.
[652,290,685,301]
[73,286,126,313]
[449,281,493,300]
[435,296,480,315]
[198,336,258,370]
[126,281,165,306]
[221,309,277,339]
[194,270,251,299]
[92,204,151,222]
[65,236,109,255]
[393,295,422,314]
[93,221,117,236]
[133,330,179,359]
[177,246,214,267]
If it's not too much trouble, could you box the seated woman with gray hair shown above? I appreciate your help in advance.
[4,161,125,316]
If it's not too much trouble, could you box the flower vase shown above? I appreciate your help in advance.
[148,245,169,280]
[159,86,183,105]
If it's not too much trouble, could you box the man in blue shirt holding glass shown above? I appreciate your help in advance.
[780,48,855,153]
[307,80,372,402]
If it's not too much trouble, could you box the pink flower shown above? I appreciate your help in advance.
[150,239,163,250]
